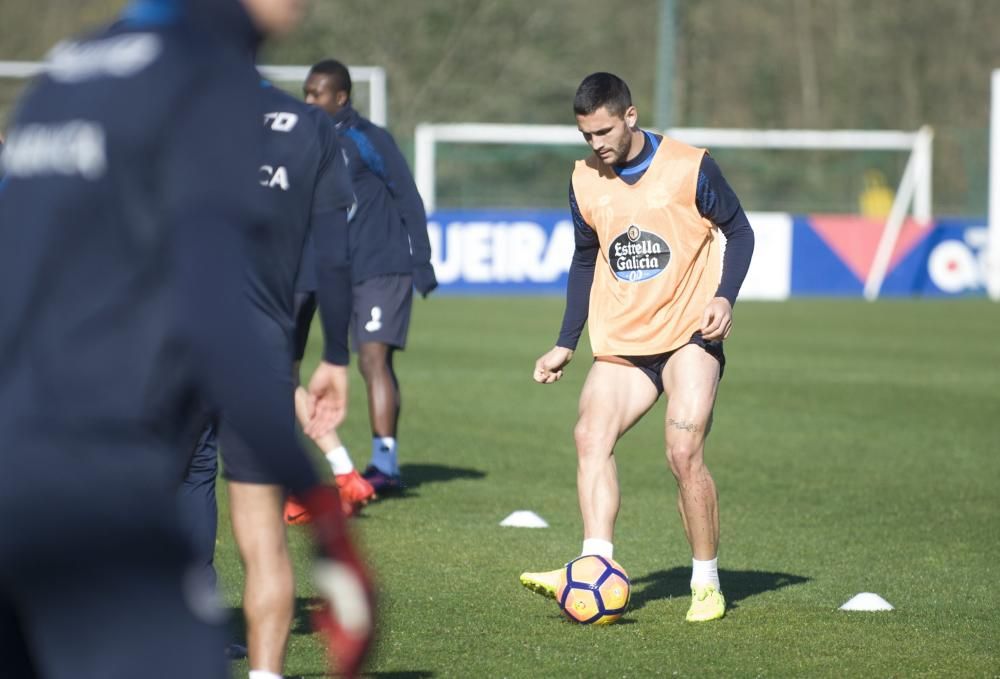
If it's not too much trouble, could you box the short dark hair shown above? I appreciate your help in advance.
[573,72,632,117]
[309,59,352,97]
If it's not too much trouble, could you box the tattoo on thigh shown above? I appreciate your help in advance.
[668,418,700,433]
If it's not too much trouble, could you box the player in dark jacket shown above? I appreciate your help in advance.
[0,1,372,677]
[300,59,437,498]
[182,81,363,677]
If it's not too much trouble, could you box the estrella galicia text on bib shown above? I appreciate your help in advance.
[609,225,671,283]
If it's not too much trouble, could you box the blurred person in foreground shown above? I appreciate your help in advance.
[0,0,373,677]
[520,72,754,623]
[181,79,364,677]
[292,58,437,505]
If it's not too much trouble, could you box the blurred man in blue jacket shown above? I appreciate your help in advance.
[299,59,437,501]
[0,1,373,677]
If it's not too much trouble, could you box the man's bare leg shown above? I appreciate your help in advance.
[358,342,404,493]
[357,342,399,439]
[661,343,725,621]
[291,386,375,516]
[575,360,660,544]
[662,344,720,558]
[229,482,294,673]
[521,360,657,597]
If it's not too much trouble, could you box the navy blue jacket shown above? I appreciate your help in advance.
[327,104,437,294]
[0,0,320,494]
[256,85,353,365]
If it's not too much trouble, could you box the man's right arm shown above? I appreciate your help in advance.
[556,184,599,350]
[534,183,598,384]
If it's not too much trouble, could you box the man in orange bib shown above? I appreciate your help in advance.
[520,72,754,622]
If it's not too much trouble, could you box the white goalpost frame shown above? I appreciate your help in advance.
[414,123,934,300]
[863,125,933,301]
[989,69,1000,301]
[0,61,388,127]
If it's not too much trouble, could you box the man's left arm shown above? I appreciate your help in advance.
[697,154,755,340]
[305,125,357,436]
[375,130,437,296]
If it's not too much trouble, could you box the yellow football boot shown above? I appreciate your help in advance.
[686,584,726,622]
[519,568,563,599]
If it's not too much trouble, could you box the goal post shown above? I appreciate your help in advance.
[414,123,933,300]
[0,60,388,127]
[862,125,933,300]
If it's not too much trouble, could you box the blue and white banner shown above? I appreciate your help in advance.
[428,210,574,294]
[427,209,988,298]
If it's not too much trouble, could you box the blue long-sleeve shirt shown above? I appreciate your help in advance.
[0,0,320,494]
[557,131,755,351]
[255,85,354,365]
[325,104,435,291]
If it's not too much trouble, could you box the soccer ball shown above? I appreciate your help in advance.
[556,555,630,625]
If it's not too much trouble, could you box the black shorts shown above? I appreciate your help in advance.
[217,314,295,484]
[351,274,413,350]
[616,332,725,395]
[218,358,295,484]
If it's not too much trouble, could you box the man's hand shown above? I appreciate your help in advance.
[305,361,349,438]
[412,263,438,298]
[700,297,733,341]
[294,386,340,452]
[533,346,574,384]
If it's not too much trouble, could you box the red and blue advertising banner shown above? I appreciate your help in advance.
[427,210,988,298]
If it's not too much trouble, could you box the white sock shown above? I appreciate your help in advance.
[248,671,282,679]
[325,445,354,475]
[581,538,614,559]
[691,557,720,589]
[370,436,397,475]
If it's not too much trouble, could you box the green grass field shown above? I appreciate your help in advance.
[217,297,1000,678]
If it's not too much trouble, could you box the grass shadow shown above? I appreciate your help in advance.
[291,597,435,679]
[223,596,324,642]
[224,605,246,647]
[628,567,810,613]
[295,673,434,678]
[386,463,487,496]
[230,600,436,678]
[290,596,323,634]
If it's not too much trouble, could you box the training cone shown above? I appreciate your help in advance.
[840,592,894,611]
[500,511,549,528]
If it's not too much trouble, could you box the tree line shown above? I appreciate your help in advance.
[2,0,995,214]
